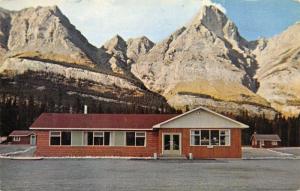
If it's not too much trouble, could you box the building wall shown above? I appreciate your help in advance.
[10,136,31,144]
[158,128,242,159]
[34,130,159,157]
[35,128,242,158]
[252,139,279,148]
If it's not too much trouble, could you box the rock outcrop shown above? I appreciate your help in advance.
[131,5,275,117]
[1,4,299,117]
[0,6,170,112]
[253,23,300,116]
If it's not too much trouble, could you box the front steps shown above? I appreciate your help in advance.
[158,155,188,160]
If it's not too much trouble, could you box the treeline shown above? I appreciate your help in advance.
[0,93,177,136]
[1,92,300,146]
[232,111,300,146]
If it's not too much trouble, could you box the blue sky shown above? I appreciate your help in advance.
[0,0,300,46]
[215,0,300,40]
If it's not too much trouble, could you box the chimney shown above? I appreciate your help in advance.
[84,105,88,114]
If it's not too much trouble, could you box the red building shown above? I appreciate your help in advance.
[251,133,281,148]
[8,130,36,145]
[30,107,248,159]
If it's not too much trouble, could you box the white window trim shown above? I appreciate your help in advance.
[13,136,21,142]
[88,131,111,146]
[48,131,147,147]
[125,131,147,147]
[49,131,61,146]
[162,133,182,155]
[190,129,231,147]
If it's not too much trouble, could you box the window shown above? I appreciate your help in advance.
[191,130,230,146]
[272,141,278,146]
[191,130,200,145]
[87,131,110,146]
[88,132,93,145]
[220,130,230,146]
[94,132,104,145]
[136,132,146,146]
[201,130,210,145]
[126,132,145,146]
[50,131,61,145]
[211,130,219,145]
[126,132,135,146]
[61,132,71,145]
[50,131,71,146]
[13,136,20,142]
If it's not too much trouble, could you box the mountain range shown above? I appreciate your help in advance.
[0,5,299,118]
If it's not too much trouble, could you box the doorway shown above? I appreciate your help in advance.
[162,133,181,156]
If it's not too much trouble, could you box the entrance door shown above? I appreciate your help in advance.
[163,133,181,156]
[30,135,36,145]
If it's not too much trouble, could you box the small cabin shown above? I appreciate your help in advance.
[251,133,281,148]
[8,130,36,145]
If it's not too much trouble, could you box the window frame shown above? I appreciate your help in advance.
[49,131,61,146]
[13,136,21,142]
[125,131,146,147]
[190,129,231,147]
[49,131,72,146]
[87,131,111,146]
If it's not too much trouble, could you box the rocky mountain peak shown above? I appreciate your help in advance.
[126,36,154,63]
[190,5,246,48]
[103,34,127,54]
[5,5,98,67]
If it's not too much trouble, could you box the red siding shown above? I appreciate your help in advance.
[158,128,242,159]
[35,131,159,157]
[34,128,242,159]
[251,139,280,148]
[10,136,31,145]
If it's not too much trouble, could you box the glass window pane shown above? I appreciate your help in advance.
[50,137,60,145]
[193,135,200,145]
[114,131,125,146]
[71,131,83,146]
[201,130,209,145]
[211,130,219,145]
[220,134,226,145]
[164,135,170,150]
[88,132,93,145]
[94,132,103,137]
[94,137,103,145]
[126,132,135,146]
[51,131,60,137]
[173,135,180,150]
[104,132,110,145]
[136,137,145,146]
[136,132,145,137]
[61,132,71,145]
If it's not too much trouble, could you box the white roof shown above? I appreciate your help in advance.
[153,106,249,129]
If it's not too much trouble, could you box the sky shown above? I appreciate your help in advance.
[0,0,300,46]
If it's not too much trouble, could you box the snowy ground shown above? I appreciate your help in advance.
[0,145,34,156]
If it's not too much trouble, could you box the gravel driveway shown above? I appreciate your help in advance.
[1,159,300,191]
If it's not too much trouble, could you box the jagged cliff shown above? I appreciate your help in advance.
[0,4,299,117]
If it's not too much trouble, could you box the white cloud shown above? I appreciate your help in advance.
[202,0,226,13]
[0,0,226,46]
